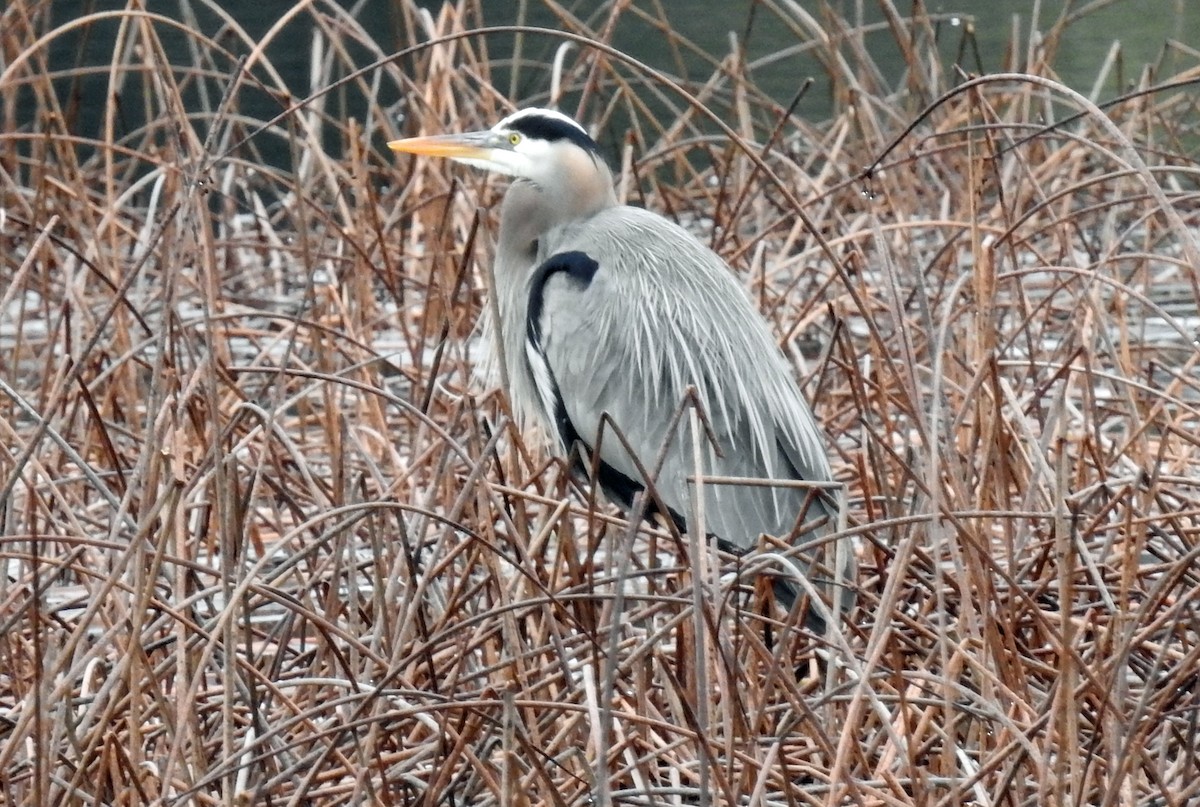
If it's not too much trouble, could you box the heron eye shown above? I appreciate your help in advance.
[508,132,522,146]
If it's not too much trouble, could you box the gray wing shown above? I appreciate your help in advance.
[525,207,848,619]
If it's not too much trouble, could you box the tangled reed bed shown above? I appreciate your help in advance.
[1,1,1199,804]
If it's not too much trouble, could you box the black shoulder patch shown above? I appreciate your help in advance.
[524,250,601,455]
[525,250,600,351]
[508,113,600,154]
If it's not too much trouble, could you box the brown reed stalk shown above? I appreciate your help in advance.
[0,0,1198,804]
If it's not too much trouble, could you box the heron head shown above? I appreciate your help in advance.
[388,107,602,186]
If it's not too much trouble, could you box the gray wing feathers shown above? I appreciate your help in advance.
[536,206,835,554]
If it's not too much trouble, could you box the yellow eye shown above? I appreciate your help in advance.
[508,132,522,146]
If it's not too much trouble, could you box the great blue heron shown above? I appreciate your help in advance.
[389,107,853,634]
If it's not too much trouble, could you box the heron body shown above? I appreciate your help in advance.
[390,108,852,633]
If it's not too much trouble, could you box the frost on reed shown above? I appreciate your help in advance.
[1,1,1198,805]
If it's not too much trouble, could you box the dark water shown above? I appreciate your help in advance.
[28,0,1200,161]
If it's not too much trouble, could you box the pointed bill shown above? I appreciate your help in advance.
[387,130,495,160]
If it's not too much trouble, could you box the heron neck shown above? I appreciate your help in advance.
[498,165,616,253]
[491,159,616,431]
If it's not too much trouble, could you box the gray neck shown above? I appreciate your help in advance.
[489,157,617,431]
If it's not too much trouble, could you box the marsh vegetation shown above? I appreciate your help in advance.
[2,1,1199,804]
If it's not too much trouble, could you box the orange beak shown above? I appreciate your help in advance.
[387,130,495,161]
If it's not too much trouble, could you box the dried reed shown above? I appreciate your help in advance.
[1,1,1198,805]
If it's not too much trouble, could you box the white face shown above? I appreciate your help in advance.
[453,108,591,183]
[451,128,554,180]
